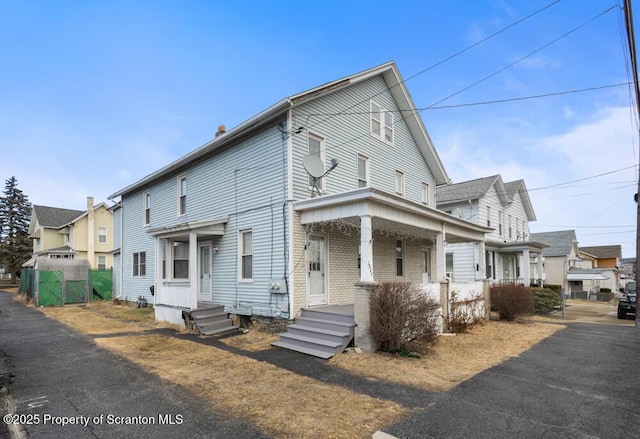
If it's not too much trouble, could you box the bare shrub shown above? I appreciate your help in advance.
[448,290,484,333]
[370,281,440,353]
[490,284,534,321]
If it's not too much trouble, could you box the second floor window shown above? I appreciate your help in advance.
[422,182,430,205]
[357,154,369,188]
[178,175,187,216]
[395,171,404,196]
[487,206,491,227]
[98,256,106,270]
[371,101,394,144]
[98,227,107,244]
[144,192,151,225]
[498,211,504,236]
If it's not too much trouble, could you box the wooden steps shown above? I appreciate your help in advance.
[190,304,238,336]
[272,307,355,359]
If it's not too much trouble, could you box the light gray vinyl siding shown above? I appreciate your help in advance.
[445,242,477,282]
[121,192,156,302]
[119,124,289,317]
[291,75,437,205]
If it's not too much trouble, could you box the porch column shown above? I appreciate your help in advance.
[477,241,486,280]
[537,254,544,287]
[189,231,198,310]
[435,231,445,282]
[360,214,373,282]
[522,249,531,286]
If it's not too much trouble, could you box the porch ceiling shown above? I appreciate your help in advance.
[486,240,549,253]
[295,188,489,243]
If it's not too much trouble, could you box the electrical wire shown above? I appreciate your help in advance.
[294,0,564,135]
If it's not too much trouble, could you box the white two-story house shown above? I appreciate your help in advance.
[436,175,547,286]
[108,62,490,355]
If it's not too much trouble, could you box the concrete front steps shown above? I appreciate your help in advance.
[189,304,238,336]
[272,307,355,359]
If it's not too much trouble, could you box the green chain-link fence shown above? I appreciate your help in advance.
[19,268,113,307]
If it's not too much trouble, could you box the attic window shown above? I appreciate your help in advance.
[370,101,394,144]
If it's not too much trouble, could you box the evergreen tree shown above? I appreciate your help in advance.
[0,177,32,279]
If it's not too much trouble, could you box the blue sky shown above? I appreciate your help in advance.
[1,0,638,256]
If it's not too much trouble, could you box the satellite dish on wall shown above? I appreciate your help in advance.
[302,155,325,178]
[302,154,339,197]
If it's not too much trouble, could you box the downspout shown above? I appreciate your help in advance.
[87,197,95,268]
[119,203,124,299]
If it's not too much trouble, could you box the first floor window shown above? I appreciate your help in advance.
[161,239,167,280]
[446,252,454,280]
[240,229,253,280]
[133,252,146,277]
[396,239,404,277]
[173,241,189,279]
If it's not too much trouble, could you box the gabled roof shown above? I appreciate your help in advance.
[530,230,578,257]
[579,245,621,259]
[109,61,450,199]
[436,175,502,204]
[61,202,111,228]
[436,175,536,221]
[33,205,84,228]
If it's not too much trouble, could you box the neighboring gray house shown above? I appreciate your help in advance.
[530,230,581,291]
[436,175,546,286]
[108,62,490,355]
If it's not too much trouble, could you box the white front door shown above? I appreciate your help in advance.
[421,247,431,284]
[307,235,327,306]
[198,243,212,303]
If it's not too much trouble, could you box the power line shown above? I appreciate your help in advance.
[528,165,637,191]
[294,0,564,135]
[314,6,617,156]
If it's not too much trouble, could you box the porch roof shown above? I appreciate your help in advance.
[294,187,490,243]
[486,240,549,253]
[146,215,229,238]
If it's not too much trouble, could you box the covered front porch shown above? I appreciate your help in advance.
[281,188,491,355]
[486,240,548,287]
[147,216,229,325]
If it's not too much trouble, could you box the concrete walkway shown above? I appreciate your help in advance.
[0,292,266,439]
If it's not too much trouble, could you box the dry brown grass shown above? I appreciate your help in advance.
[330,319,564,391]
[41,304,409,438]
[96,335,407,438]
[218,329,280,352]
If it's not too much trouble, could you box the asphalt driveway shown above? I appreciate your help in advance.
[1,291,639,439]
[0,292,265,439]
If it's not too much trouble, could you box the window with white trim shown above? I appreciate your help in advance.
[396,239,404,276]
[98,227,107,244]
[161,239,167,280]
[133,252,146,277]
[144,191,151,225]
[178,175,187,216]
[498,211,504,236]
[370,101,394,143]
[395,171,404,196]
[173,241,189,279]
[486,206,491,227]
[98,256,106,270]
[357,154,369,188]
[422,182,430,205]
[446,252,454,280]
[239,229,253,280]
[508,215,512,239]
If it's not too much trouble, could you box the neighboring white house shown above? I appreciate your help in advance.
[108,62,490,354]
[436,175,547,286]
